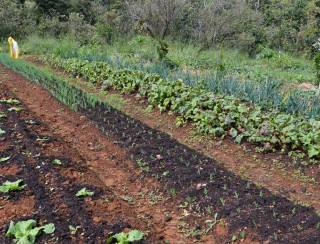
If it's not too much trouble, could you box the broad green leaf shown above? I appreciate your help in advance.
[0,98,20,105]
[235,134,244,144]
[16,236,33,244]
[308,145,320,158]
[0,156,11,163]
[230,128,238,138]
[0,180,26,193]
[127,230,144,242]
[8,106,23,112]
[43,223,55,234]
[114,232,128,243]
[76,188,94,198]
[52,159,62,165]
[6,220,54,244]
[0,112,6,119]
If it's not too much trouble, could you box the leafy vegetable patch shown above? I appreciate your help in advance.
[42,56,320,162]
[6,219,55,244]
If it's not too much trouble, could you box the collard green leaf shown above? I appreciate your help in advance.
[127,230,144,242]
[76,188,94,198]
[6,220,54,244]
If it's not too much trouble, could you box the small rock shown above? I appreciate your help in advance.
[93,216,102,223]
[156,154,163,160]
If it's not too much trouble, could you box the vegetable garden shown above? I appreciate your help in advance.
[0,53,319,243]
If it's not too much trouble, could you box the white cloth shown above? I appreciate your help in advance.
[12,40,18,53]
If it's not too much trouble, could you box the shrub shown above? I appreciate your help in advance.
[315,53,320,86]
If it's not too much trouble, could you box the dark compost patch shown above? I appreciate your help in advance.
[83,103,320,243]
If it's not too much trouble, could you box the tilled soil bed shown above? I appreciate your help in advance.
[0,85,155,243]
[0,63,320,243]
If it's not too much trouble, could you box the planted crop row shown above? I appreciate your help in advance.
[0,54,319,162]
[44,47,320,119]
[41,55,320,162]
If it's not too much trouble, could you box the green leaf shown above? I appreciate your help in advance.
[76,188,94,198]
[0,112,6,119]
[43,223,55,234]
[6,220,54,244]
[8,106,23,112]
[68,225,80,235]
[0,180,26,193]
[127,230,144,242]
[307,145,320,158]
[114,232,128,243]
[0,98,20,105]
[230,128,238,138]
[232,235,238,242]
[0,156,11,163]
[0,128,5,136]
[52,159,62,165]
[235,134,244,144]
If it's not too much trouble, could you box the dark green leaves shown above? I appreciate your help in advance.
[76,188,94,198]
[107,230,145,244]
[6,220,55,244]
[0,180,26,193]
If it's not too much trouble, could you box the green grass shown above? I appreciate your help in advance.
[20,35,320,118]
[22,35,316,84]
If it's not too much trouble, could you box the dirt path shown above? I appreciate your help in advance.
[0,66,192,243]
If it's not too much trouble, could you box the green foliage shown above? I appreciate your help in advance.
[0,128,5,136]
[107,230,145,244]
[315,53,320,86]
[76,187,94,198]
[6,219,55,244]
[157,41,169,61]
[0,112,6,119]
[8,106,23,112]
[1,53,319,163]
[52,159,62,165]
[0,180,26,193]
[0,98,20,105]
[40,55,320,162]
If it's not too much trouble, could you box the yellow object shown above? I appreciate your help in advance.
[8,37,19,59]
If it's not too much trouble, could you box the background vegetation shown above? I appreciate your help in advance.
[1,0,320,52]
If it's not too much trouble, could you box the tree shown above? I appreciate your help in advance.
[193,0,262,52]
[126,0,189,40]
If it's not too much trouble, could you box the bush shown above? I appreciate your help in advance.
[315,53,320,86]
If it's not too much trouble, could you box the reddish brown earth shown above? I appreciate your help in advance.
[0,65,200,243]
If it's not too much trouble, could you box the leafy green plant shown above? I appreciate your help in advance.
[8,106,23,112]
[315,53,320,87]
[0,180,26,193]
[0,128,5,136]
[0,112,7,119]
[68,225,80,235]
[0,98,20,105]
[1,54,320,163]
[136,159,149,172]
[76,188,94,198]
[106,230,145,244]
[52,159,62,165]
[6,219,55,244]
